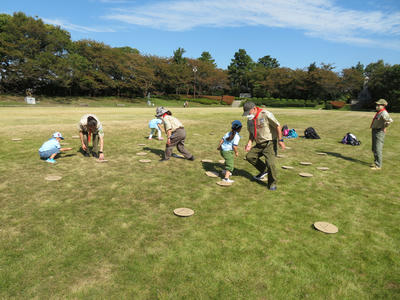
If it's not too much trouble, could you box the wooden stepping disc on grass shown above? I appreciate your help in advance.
[193,133,200,136]
[173,208,194,217]
[45,175,62,181]
[218,160,225,164]
[96,159,108,163]
[299,172,313,177]
[285,146,292,150]
[201,159,213,163]
[205,171,219,178]
[72,135,80,139]
[217,180,232,186]
[317,152,327,155]
[139,159,151,163]
[12,138,22,141]
[314,221,338,234]
[136,152,148,156]
[276,154,286,158]
[282,165,294,169]
[60,142,68,145]
[300,162,312,165]
[138,143,146,146]
[317,167,329,171]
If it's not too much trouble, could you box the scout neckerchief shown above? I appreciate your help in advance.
[370,107,386,128]
[88,128,92,144]
[253,107,263,139]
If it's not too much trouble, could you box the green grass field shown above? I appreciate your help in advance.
[0,106,399,299]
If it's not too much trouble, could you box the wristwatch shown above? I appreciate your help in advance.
[99,151,103,153]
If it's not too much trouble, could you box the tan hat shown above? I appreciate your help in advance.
[375,99,388,106]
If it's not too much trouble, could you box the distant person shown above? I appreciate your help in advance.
[217,120,242,183]
[148,118,163,140]
[155,106,195,162]
[183,101,189,108]
[370,99,393,170]
[242,101,285,190]
[38,132,72,164]
[78,114,105,160]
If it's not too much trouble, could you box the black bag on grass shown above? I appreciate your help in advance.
[304,127,320,139]
[341,133,361,146]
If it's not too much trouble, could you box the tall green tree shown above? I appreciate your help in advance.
[198,51,216,66]
[228,49,254,95]
[257,55,279,69]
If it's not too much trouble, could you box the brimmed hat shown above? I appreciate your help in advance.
[155,106,169,117]
[52,132,64,140]
[375,99,388,106]
[242,101,256,116]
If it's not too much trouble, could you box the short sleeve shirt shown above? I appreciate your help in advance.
[371,110,393,129]
[162,115,183,132]
[247,109,280,143]
[39,138,60,152]
[149,118,162,128]
[221,131,241,151]
[78,114,104,137]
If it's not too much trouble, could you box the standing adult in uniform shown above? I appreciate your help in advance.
[78,114,105,160]
[155,107,195,162]
[243,102,285,190]
[370,99,393,170]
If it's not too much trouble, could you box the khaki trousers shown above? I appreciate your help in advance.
[246,141,277,187]
[372,129,385,167]
[165,128,192,159]
[82,132,99,154]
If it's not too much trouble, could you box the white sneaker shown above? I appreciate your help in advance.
[254,172,268,181]
[223,178,234,183]
[148,137,152,140]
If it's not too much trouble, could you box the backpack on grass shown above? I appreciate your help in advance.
[341,133,361,146]
[287,129,298,138]
[304,127,320,139]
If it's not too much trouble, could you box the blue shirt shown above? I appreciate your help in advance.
[39,138,60,152]
[149,118,162,128]
[221,131,241,151]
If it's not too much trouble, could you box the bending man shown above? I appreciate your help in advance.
[78,114,105,160]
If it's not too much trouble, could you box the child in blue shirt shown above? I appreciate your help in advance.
[217,120,242,183]
[38,132,72,164]
[148,118,163,140]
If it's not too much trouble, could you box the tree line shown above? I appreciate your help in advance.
[1,12,399,110]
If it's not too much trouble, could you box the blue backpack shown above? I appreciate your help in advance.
[287,129,298,138]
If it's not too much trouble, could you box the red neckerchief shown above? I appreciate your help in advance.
[253,107,263,139]
[162,113,168,118]
[88,129,92,144]
[370,108,386,128]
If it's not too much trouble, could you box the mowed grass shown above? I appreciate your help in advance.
[0,106,399,299]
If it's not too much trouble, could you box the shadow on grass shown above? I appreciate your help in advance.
[201,161,266,185]
[58,153,77,159]
[143,147,164,158]
[322,151,369,166]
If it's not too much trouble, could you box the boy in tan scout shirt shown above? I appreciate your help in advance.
[243,102,285,190]
[155,107,195,162]
[370,99,393,170]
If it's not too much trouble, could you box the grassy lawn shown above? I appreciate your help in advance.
[0,106,399,299]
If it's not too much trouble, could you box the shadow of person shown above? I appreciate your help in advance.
[322,151,369,166]
[58,153,77,159]
[143,147,164,158]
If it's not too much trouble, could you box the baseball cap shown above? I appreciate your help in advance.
[231,120,242,129]
[375,99,388,106]
[52,132,64,140]
[242,101,256,116]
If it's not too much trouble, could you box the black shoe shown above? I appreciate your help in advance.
[92,152,98,158]
[83,152,90,157]
[159,158,170,162]
[187,156,195,161]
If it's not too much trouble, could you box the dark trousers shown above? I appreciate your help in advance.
[82,132,99,154]
[165,128,192,159]
[246,141,277,187]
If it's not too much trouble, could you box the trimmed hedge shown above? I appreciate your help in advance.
[241,97,319,108]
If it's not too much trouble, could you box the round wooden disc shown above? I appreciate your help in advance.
[173,207,194,217]
[317,167,329,171]
[138,144,146,146]
[139,159,151,163]
[193,133,200,136]
[136,152,148,156]
[218,160,225,164]
[317,152,327,155]
[201,159,213,163]
[72,136,80,139]
[60,142,68,145]
[314,221,338,234]
[12,138,22,141]
[300,162,312,165]
[285,146,292,150]
[96,159,108,163]
[217,181,232,186]
[299,172,313,177]
[276,154,286,158]
[205,171,219,178]
[282,165,294,169]
[45,175,62,181]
